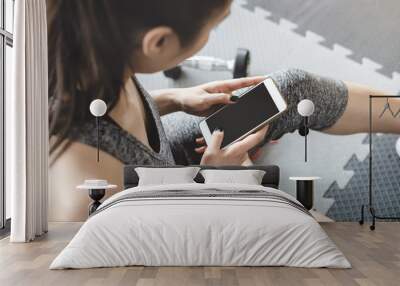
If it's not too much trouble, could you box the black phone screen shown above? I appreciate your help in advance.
[205,83,280,148]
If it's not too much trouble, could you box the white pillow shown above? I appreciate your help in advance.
[200,169,266,185]
[135,167,200,186]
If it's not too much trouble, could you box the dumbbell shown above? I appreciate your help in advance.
[163,48,251,80]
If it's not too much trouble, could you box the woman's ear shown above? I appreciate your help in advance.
[141,26,180,57]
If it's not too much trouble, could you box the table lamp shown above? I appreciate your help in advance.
[89,99,107,162]
[297,99,315,162]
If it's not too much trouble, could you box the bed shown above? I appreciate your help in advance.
[50,165,350,269]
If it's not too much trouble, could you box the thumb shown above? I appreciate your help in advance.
[208,129,224,152]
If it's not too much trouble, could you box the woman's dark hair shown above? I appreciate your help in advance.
[48,0,230,156]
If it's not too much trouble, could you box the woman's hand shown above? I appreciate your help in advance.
[199,125,268,166]
[177,76,266,117]
[152,76,266,116]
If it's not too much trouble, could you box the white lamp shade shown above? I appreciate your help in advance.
[396,137,400,157]
[90,99,107,117]
[297,99,315,117]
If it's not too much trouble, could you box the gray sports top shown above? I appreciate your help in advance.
[69,79,176,166]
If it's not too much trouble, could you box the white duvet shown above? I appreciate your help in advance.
[50,183,350,269]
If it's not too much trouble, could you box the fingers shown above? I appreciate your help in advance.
[195,146,206,154]
[224,76,267,91]
[196,137,206,145]
[204,93,233,106]
[207,130,224,152]
[228,125,268,155]
[195,137,207,154]
[202,76,267,93]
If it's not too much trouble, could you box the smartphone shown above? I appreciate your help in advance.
[199,78,287,149]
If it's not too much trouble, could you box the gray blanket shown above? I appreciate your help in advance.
[92,188,311,217]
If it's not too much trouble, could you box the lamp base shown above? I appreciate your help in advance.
[296,180,314,210]
[88,189,105,215]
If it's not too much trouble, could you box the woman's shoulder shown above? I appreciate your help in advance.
[50,138,124,171]
[49,140,123,221]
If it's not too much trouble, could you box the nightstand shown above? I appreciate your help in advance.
[77,180,117,215]
[289,176,321,210]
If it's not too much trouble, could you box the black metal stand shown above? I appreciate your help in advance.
[88,189,105,215]
[298,117,310,162]
[359,95,400,230]
[304,117,308,162]
[96,117,100,162]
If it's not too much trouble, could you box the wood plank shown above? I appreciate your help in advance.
[0,222,399,286]
[310,210,334,222]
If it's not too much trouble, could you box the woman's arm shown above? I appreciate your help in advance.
[151,76,266,116]
[325,82,400,134]
[150,89,182,116]
[193,70,400,164]
[249,69,400,143]
[151,87,232,116]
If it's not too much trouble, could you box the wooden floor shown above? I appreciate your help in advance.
[0,222,399,286]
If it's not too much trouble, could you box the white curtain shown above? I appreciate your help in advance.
[8,0,48,242]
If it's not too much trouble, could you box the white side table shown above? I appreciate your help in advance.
[77,180,117,215]
[289,177,321,210]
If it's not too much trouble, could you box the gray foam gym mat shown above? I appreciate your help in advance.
[242,0,400,77]
[325,134,400,221]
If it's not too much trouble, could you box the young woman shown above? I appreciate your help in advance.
[48,0,398,221]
